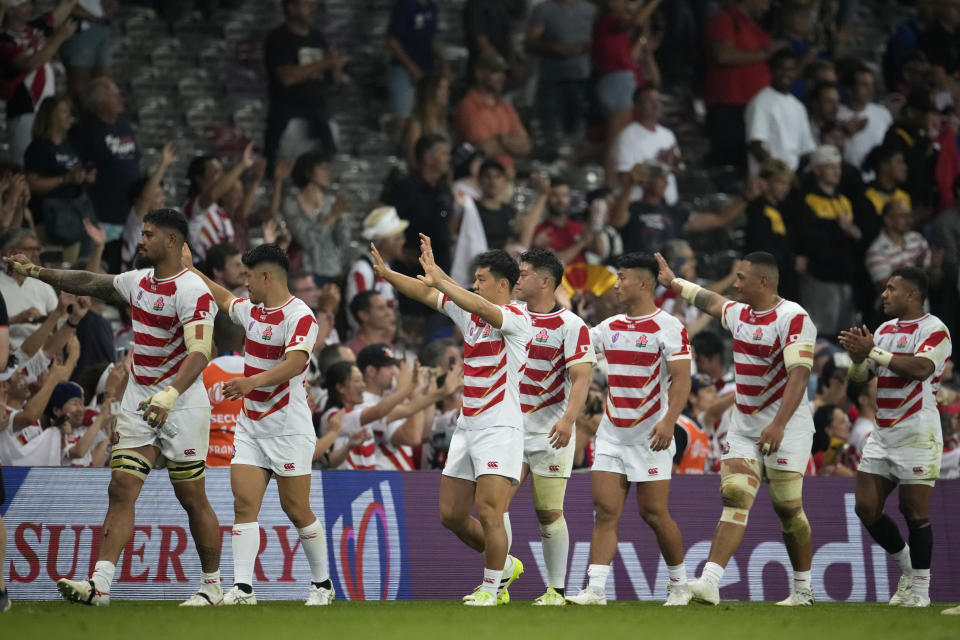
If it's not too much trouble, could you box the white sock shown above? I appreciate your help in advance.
[498,555,515,594]
[298,518,330,583]
[793,570,811,591]
[702,561,725,588]
[894,545,912,575]
[911,569,930,597]
[91,560,115,594]
[667,563,687,585]
[200,570,221,596]
[231,521,259,587]
[587,563,610,593]
[482,567,502,596]
[503,512,512,553]
[540,517,569,590]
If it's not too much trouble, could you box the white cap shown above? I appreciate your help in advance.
[808,144,842,168]
[361,206,410,241]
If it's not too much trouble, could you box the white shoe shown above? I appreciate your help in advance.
[57,578,110,606]
[889,575,912,606]
[942,604,960,615]
[464,591,497,606]
[564,588,606,606]
[532,587,566,606]
[222,586,257,605]
[663,581,692,606]
[688,578,720,605]
[180,587,223,606]
[900,592,931,608]
[776,587,815,606]
[305,584,335,606]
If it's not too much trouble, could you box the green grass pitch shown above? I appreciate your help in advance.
[3,601,958,640]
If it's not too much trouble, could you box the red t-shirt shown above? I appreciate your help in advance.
[533,217,586,265]
[591,14,643,86]
[704,5,771,107]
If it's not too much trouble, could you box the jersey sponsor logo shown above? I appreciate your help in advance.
[262,326,273,341]
[535,329,549,343]
[896,335,908,349]
[752,328,763,341]
[647,468,659,476]
[487,461,499,469]
[183,449,196,456]
[635,335,648,348]
[152,297,165,312]
[283,462,295,471]
[548,464,560,472]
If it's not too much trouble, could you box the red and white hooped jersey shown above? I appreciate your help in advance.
[345,255,397,313]
[185,198,235,261]
[113,268,216,412]
[319,406,377,470]
[436,292,531,431]
[871,314,951,439]
[521,306,595,434]
[362,390,417,471]
[590,310,690,445]
[229,296,319,439]
[721,298,816,439]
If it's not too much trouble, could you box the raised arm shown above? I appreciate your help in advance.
[200,143,255,209]
[418,234,505,328]
[181,244,236,312]
[14,338,79,430]
[369,242,438,308]
[358,361,418,425]
[654,252,729,319]
[134,143,176,219]
[4,255,126,307]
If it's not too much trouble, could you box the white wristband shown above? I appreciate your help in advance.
[868,347,893,368]
[673,278,703,304]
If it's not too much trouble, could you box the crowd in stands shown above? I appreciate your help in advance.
[1,0,958,477]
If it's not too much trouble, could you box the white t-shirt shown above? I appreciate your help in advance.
[229,296,319,439]
[0,271,58,348]
[745,86,817,176]
[837,102,893,170]
[436,292,531,431]
[613,122,680,204]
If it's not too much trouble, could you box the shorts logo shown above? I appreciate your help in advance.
[184,449,196,456]
[913,466,923,474]
[647,468,659,476]
[535,329,549,343]
[262,326,273,341]
[897,335,908,349]
[548,464,560,472]
[152,297,165,312]
[752,328,763,341]
[284,462,296,471]
[636,335,648,348]
[487,461,499,469]
[777,457,788,465]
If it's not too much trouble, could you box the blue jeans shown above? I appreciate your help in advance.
[386,64,416,117]
[596,71,636,116]
[536,76,587,137]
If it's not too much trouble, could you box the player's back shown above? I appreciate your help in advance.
[721,298,816,438]
[229,296,318,438]
[591,310,690,445]
[521,306,594,433]
[874,313,951,439]
[114,267,215,412]
[203,354,244,466]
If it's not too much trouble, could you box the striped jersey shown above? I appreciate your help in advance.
[521,306,595,433]
[344,255,397,331]
[185,198,235,261]
[436,292,531,431]
[113,268,216,412]
[229,296,318,438]
[362,390,417,471]
[721,299,816,438]
[590,310,691,445]
[871,314,951,438]
[320,406,377,470]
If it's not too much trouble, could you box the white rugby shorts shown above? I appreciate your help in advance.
[232,433,315,477]
[443,426,523,484]
[524,430,574,478]
[592,434,675,482]
[722,427,812,474]
[115,407,210,463]
[859,423,943,486]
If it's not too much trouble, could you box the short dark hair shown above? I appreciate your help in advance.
[143,208,188,240]
[770,48,799,69]
[743,251,780,276]
[414,133,448,166]
[865,144,903,172]
[890,266,928,300]
[205,243,241,276]
[632,83,659,103]
[292,151,331,189]
[472,250,520,288]
[213,313,245,354]
[187,155,217,197]
[615,252,658,281]
[419,337,458,368]
[691,331,724,361]
[317,343,349,378]
[809,81,839,103]
[549,177,570,190]
[350,290,381,322]
[479,159,506,177]
[242,243,290,273]
[520,248,563,288]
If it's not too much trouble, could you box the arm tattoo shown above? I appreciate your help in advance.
[40,268,127,307]
[693,288,719,313]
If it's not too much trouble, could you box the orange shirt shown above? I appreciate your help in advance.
[675,414,710,474]
[203,354,244,467]
[455,88,527,169]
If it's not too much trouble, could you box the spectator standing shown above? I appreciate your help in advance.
[919,1,960,110]
[837,67,893,170]
[263,0,348,168]
[59,0,114,101]
[69,77,140,268]
[345,206,409,318]
[932,176,960,335]
[524,0,596,142]
[386,0,440,131]
[612,84,681,205]
[806,81,841,141]
[401,74,450,168]
[24,95,97,255]
[703,0,783,170]
[882,89,938,215]
[865,200,931,297]
[532,177,597,266]
[474,160,520,251]
[0,0,77,165]
[744,50,816,176]
[743,159,798,300]
[277,152,350,279]
[795,144,861,339]
[462,0,513,80]
[455,51,531,172]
